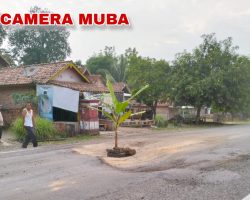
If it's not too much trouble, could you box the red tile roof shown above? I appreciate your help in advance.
[49,76,123,93]
[0,61,72,86]
[49,80,109,93]
[0,61,129,93]
[0,61,125,93]
[113,82,131,93]
[81,66,91,76]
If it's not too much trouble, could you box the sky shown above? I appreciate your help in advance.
[1,0,250,63]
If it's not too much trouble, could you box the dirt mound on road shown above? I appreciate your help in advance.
[73,138,203,171]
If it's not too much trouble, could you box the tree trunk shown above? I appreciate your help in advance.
[196,106,202,124]
[152,101,158,119]
[114,126,118,148]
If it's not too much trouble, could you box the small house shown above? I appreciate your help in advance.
[0,61,125,134]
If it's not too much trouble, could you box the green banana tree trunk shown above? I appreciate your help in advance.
[114,126,118,148]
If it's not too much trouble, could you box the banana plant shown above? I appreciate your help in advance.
[93,80,149,148]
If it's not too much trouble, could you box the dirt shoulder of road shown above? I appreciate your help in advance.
[1,125,226,171]
[73,126,223,171]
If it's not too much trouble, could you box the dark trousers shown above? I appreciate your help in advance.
[0,127,2,139]
[22,126,38,148]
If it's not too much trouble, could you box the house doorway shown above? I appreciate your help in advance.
[53,107,77,122]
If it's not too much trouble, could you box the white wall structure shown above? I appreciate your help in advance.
[53,86,79,113]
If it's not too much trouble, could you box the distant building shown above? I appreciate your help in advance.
[113,82,131,101]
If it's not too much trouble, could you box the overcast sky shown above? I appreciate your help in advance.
[2,0,250,63]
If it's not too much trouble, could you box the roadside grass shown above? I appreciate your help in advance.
[5,128,99,146]
[40,134,100,145]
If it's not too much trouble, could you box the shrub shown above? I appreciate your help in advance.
[168,115,184,126]
[155,115,168,128]
[11,117,58,141]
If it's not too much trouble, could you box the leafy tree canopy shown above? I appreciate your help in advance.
[0,25,6,46]
[86,47,138,82]
[127,55,171,118]
[170,33,250,120]
[8,6,71,65]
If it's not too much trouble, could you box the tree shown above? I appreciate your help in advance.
[170,33,249,122]
[0,25,6,46]
[8,6,71,65]
[110,54,127,82]
[127,56,171,119]
[212,56,250,115]
[86,47,116,80]
[85,47,137,82]
[110,48,138,82]
[0,26,16,66]
[92,80,148,149]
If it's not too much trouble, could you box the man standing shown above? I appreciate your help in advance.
[22,102,38,148]
[0,105,3,143]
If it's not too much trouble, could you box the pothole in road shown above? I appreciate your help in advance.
[126,159,212,173]
[200,153,250,172]
[132,158,187,173]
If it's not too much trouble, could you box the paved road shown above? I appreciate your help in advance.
[1,125,250,200]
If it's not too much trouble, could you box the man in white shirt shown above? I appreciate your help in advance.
[22,102,38,148]
[0,105,3,143]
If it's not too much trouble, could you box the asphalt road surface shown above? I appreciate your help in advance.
[1,125,250,200]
